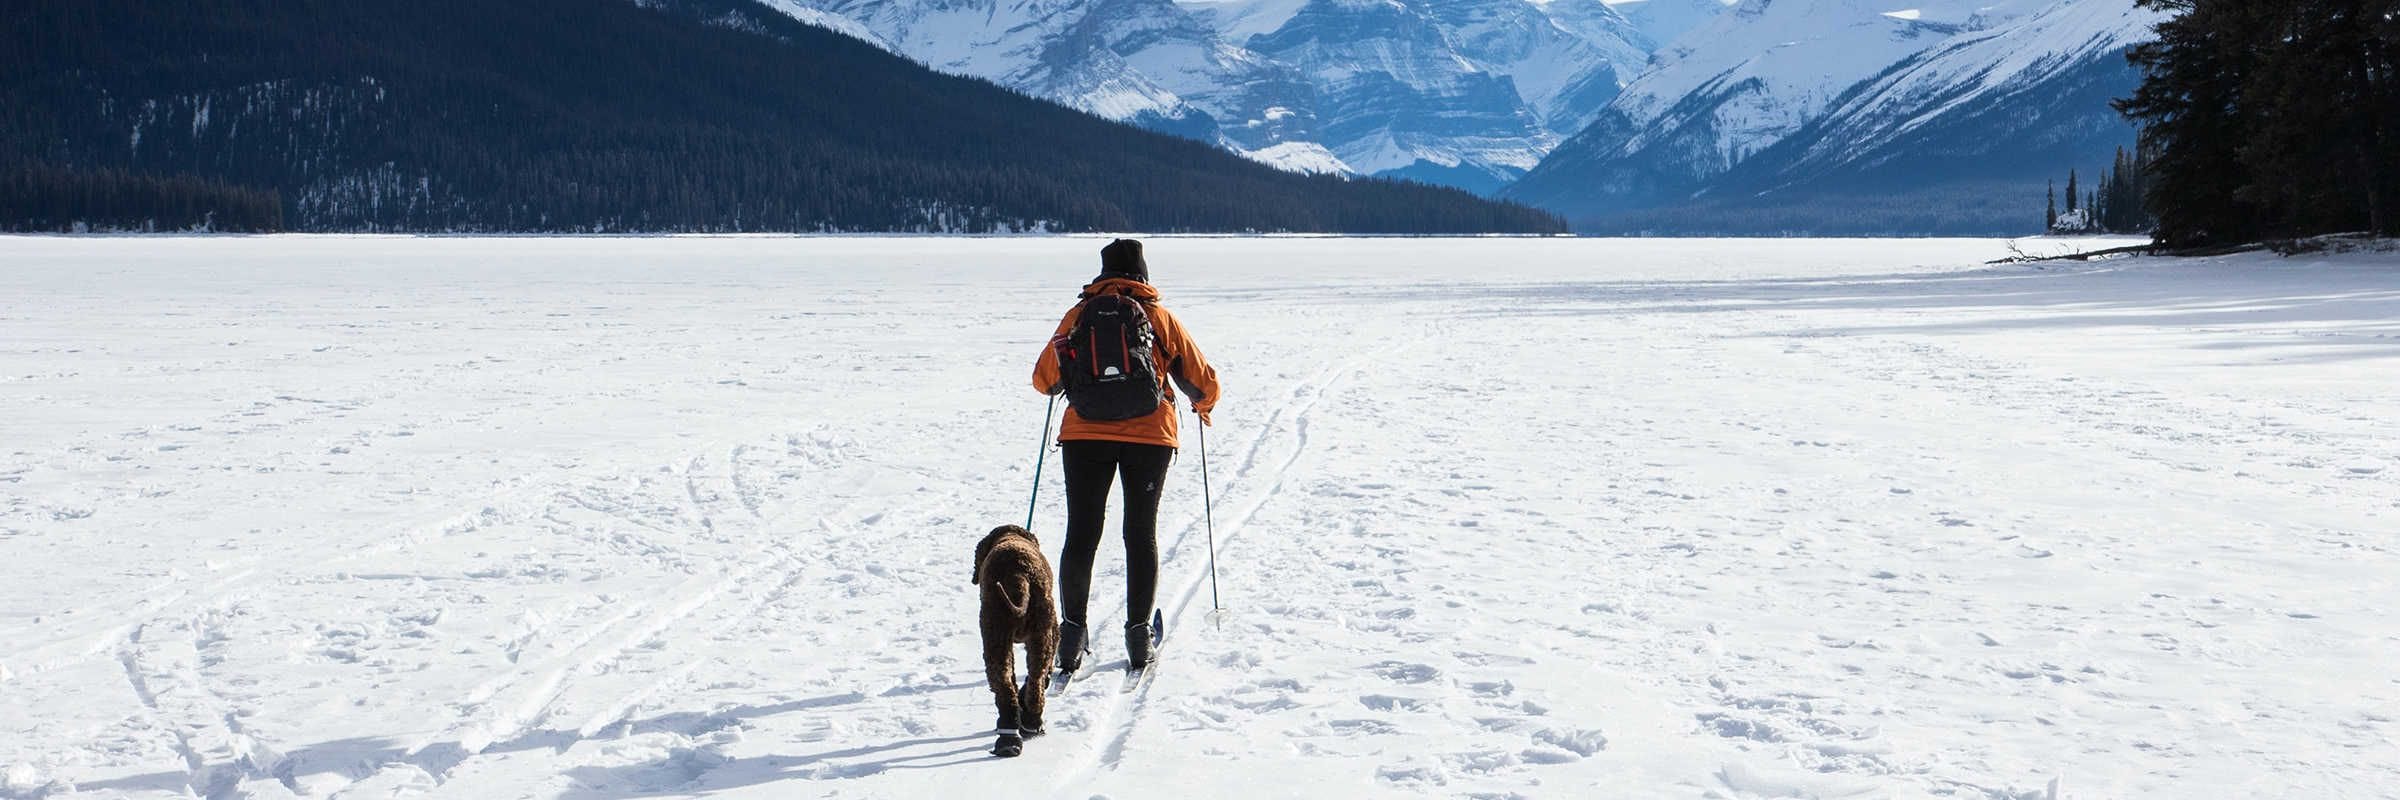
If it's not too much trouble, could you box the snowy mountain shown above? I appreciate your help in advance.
[762,0,2162,223]
[763,0,1650,193]
[1507,0,2006,213]
[1601,0,1728,50]
[1506,0,2164,233]
[762,0,1300,145]
[1431,0,1652,139]
[1729,0,2165,185]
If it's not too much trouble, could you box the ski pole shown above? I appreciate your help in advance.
[1026,393,1057,531]
[1198,409,1223,619]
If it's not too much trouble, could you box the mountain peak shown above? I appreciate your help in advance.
[1507,0,2164,234]
[774,0,1649,192]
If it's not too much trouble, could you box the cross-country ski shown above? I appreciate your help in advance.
[1120,610,1165,695]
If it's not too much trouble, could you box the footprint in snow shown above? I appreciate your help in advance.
[1530,727,1606,758]
[1696,712,1783,743]
[1326,718,1400,736]
[1373,763,1441,785]
[1367,661,1439,684]
[1464,680,1513,698]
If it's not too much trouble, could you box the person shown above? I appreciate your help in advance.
[1031,238,1219,673]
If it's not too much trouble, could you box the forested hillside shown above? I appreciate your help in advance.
[0,0,1563,234]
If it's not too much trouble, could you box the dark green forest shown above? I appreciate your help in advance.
[2046,145,2155,235]
[0,0,1563,234]
[2117,0,2400,247]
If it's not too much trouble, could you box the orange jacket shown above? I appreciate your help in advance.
[1032,278,1220,449]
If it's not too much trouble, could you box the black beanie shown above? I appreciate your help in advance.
[1099,238,1149,283]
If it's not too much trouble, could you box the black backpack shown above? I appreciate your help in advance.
[1058,293,1166,421]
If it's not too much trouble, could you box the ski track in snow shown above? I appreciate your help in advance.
[1,236,2396,799]
[1048,335,1405,795]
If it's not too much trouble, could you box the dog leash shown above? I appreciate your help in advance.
[1026,393,1057,530]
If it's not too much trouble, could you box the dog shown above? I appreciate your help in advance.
[973,524,1058,757]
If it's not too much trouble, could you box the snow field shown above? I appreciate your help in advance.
[1,235,2395,799]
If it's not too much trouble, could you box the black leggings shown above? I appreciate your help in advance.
[1057,439,1174,630]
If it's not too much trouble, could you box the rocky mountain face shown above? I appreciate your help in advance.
[1505,0,2166,233]
[1604,0,1727,50]
[762,0,1657,193]
[767,0,2165,233]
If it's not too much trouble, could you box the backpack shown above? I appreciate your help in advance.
[1057,292,1166,421]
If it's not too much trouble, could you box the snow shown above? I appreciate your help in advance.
[1580,0,2032,177]
[773,0,1647,189]
[1178,0,1316,41]
[751,0,897,49]
[3,235,2397,798]
[1780,0,2164,171]
[1604,0,1736,49]
[1239,141,1356,174]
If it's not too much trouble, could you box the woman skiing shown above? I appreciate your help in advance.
[1031,238,1220,675]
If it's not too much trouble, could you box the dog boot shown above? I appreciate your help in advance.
[1056,620,1087,674]
[992,711,1025,758]
[1018,692,1046,737]
[1124,619,1154,671]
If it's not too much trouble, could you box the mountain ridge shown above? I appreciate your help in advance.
[769,0,1657,192]
[1506,0,2161,234]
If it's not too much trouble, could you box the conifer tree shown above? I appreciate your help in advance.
[2118,0,2400,245]
[2047,180,2058,231]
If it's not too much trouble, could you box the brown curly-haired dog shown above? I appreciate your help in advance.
[973,524,1057,758]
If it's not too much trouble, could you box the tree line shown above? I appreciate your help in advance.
[2115,0,2399,247]
[1,163,283,233]
[2047,145,2155,235]
[0,0,1563,235]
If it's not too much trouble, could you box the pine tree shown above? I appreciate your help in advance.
[2117,0,2400,245]
[2104,147,2128,232]
[2094,166,2111,231]
[2371,0,2399,234]
[2047,180,2058,231]
[2117,0,2271,247]
[2065,169,2080,214]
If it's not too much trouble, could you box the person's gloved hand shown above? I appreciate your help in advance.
[1196,406,1214,426]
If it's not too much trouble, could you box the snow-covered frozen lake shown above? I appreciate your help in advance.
[3,235,2395,799]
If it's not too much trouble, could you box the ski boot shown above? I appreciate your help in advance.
[1125,618,1155,671]
[1055,620,1088,675]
